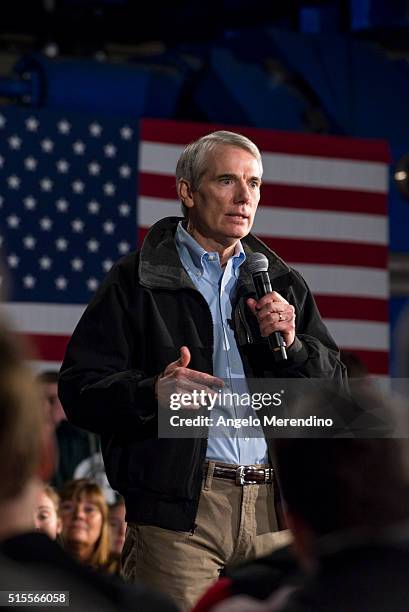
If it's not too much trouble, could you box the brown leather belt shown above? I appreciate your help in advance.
[211,464,274,486]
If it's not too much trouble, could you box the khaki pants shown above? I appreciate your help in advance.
[122,462,291,612]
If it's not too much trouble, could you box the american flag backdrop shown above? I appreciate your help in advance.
[1,111,389,375]
[0,106,138,370]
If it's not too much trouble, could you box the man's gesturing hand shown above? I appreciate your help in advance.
[247,291,296,348]
[155,346,224,409]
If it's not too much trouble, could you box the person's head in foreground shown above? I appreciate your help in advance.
[0,324,53,541]
[275,385,409,572]
[59,478,110,569]
[33,483,62,540]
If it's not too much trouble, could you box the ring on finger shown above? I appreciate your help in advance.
[278,312,284,322]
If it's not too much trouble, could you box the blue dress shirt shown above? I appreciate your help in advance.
[175,222,268,465]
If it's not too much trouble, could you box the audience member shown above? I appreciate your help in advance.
[37,370,116,502]
[106,496,127,574]
[33,483,62,540]
[59,479,110,571]
[0,322,178,611]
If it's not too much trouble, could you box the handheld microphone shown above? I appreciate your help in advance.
[247,252,287,361]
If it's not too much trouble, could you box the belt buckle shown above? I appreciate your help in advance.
[235,466,258,486]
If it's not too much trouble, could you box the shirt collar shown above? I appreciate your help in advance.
[175,221,246,272]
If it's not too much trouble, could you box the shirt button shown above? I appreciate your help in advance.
[196,271,202,277]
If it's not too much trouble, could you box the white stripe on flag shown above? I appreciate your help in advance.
[138,196,388,245]
[262,152,388,193]
[253,207,387,245]
[140,142,388,193]
[27,359,63,373]
[293,264,388,298]
[324,320,389,350]
[1,303,86,334]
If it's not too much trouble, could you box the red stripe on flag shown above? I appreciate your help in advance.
[338,349,389,375]
[315,296,388,322]
[24,333,70,362]
[260,184,386,215]
[139,173,177,199]
[141,119,390,162]
[260,236,387,269]
[139,172,387,215]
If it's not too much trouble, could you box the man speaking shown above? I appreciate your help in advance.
[59,130,346,610]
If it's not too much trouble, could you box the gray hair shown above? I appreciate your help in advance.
[176,130,263,218]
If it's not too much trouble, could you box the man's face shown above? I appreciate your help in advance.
[183,145,262,248]
[43,382,66,427]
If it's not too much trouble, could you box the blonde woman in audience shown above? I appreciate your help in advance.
[34,484,62,540]
[59,479,110,571]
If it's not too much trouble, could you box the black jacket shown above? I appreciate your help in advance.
[0,532,177,612]
[59,217,346,530]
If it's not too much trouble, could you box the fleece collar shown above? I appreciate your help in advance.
[138,217,293,292]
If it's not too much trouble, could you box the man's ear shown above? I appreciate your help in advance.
[177,179,194,210]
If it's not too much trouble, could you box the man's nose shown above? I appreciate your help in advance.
[235,180,251,202]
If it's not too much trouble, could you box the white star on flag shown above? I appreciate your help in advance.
[24,156,38,171]
[24,196,37,210]
[73,141,86,154]
[8,175,21,189]
[55,237,68,251]
[120,126,133,140]
[87,238,100,252]
[9,135,22,150]
[23,275,36,289]
[71,258,84,271]
[103,220,115,234]
[72,180,85,194]
[57,119,71,134]
[7,254,19,268]
[39,217,53,231]
[55,276,68,290]
[71,219,85,233]
[25,117,39,132]
[87,277,99,291]
[39,256,52,270]
[104,143,117,158]
[119,203,131,216]
[55,198,69,212]
[88,200,100,214]
[118,241,130,254]
[56,159,69,173]
[23,235,36,249]
[103,182,116,196]
[40,178,53,192]
[88,161,101,175]
[89,122,102,136]
[7,214,20,228]
[102,259,113,272]
[41,138,54,153]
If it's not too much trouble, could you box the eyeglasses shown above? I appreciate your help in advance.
[60,501,100,516]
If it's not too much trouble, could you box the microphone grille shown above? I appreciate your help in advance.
[247,252,269,274]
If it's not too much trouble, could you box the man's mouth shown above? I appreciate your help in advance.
[226,213,249,219]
